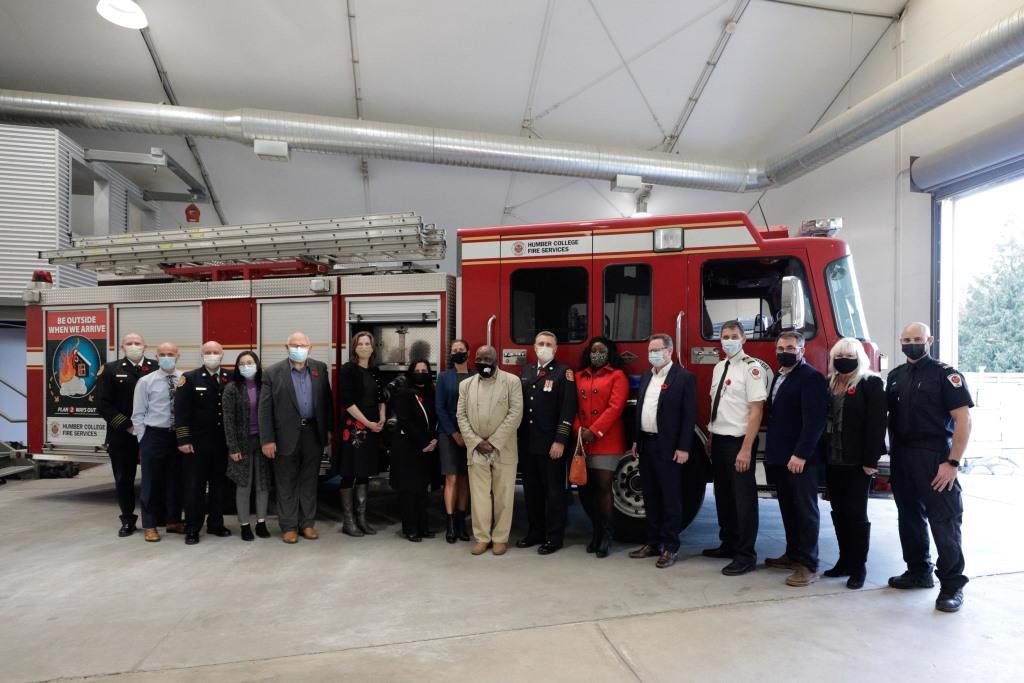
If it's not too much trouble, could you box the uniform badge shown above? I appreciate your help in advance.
[565,369,574,382]
[948,373,963,387]
[177,375,187,387]
[543,380,554,392]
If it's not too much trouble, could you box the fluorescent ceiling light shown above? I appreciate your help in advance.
[96,0,148,29]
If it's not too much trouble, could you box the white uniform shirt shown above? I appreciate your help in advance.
[708,352,772,437]
[131,368,183,440]
[640,361,673,434]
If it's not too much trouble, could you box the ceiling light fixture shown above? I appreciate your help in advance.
[96,0,148,29]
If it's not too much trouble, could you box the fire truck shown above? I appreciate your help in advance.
[22,209,884,537]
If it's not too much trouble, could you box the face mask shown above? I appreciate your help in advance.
[450,351,468,365]
[158,356,177,371]
[721,339,743,357]
[902,343,927,361]
[833,357,858,374]
[288,346,309,363]
[648,350,666,367]
[535,346,554,364]
[476,362,496,378]
[355,346,373,360]
[239,364,257,379]
[590,350,609,368]
[124,344,144,362]
[203,354,222,370]
[776,352,799,368]
[413,372,430,386]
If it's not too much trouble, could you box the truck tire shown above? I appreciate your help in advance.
[611,435,709,543]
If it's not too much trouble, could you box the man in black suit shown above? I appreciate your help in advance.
[628,333,696,569]
[259,331,334,543]
[516,331,577,555]
[96,332,159,537]
[764,331,828,587]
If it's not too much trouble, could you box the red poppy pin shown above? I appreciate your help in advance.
[725,379,732,386]
[141,365,150,373]
[342,429,351,441]
[221,374,229,384]
[847,386,856,396]
[539,370,547,378]
[660,383,668,391]
[312,370,319,378]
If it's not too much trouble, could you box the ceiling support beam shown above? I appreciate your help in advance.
[346,0,372,214]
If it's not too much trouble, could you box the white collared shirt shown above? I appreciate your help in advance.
[709,352,772,437]
[131,368,182,440]
[640,362,673,433]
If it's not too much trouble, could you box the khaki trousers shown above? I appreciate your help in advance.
[469,458,517,543]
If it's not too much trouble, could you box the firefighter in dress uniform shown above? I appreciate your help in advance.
[886,322,973,613]
[515,331,578,555]
[175,341,233,545]
[96,332,159,537]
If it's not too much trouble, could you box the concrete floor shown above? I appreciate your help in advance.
[1,468,1023,682]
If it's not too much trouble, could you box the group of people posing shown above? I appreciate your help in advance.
[96,319,972,614]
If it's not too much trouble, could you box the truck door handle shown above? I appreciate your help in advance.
[675,310,685,365]
[486,314,497,347]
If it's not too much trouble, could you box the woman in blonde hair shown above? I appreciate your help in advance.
[823,337,887,588]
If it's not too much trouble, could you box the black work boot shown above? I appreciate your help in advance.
[445,514,458,544]
[354,484,377,535]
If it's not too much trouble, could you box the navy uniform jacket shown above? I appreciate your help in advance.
[634,363,697,460]
[886,355,973,452]
[174,366,230,449]
[518,360,578,454]
[765,360,828,465]
[96,357,159,445]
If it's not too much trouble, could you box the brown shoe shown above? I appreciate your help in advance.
[143,528,160,542]
[785,565,820,587]
[765,553,798,570]
[282,531,299,544]
[629,544,660,559]
[301,527,319,540]
[656,550,678,568]
[165,522,185,534]
[471,542,489,555]
[492,543,508,556]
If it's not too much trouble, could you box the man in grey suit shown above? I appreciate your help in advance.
[259,331,334,543]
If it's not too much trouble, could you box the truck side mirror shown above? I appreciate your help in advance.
[780,276,806,331]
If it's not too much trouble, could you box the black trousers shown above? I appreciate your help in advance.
[139,429,183,530]
[767,463,820,572]
[183,440,228,533]
[639,433,684,553]
[826,464,872,572]
[711,434,759,563]
[521,449,568,545]
[273,424,322,532]
[891,445,967,591]
[400,488,429,536]
[107,433,139,524]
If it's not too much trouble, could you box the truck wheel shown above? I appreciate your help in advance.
[611,437,709,543]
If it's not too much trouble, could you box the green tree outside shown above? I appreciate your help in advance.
[958,236,1024,373]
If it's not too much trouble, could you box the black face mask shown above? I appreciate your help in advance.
[450,351,468,365]
[777,352,799,368]
[476,362,496,378]
[833,357,859,374]
[902,343,928,361]
[412,372,430,386]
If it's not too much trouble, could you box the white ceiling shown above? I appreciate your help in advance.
[0,0,905,271]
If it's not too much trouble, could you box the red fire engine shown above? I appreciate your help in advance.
[22,210,884,537]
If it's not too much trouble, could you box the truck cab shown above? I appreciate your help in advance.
[458,211,880,537]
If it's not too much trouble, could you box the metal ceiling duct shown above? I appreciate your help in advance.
[1,6,1023,193]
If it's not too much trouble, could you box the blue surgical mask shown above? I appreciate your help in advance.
[239,364,257,379]
[721,339,743,357]
[648,350,666,367]
[158,356,177,371]
[288,346,309,363]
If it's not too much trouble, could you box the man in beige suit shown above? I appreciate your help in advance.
[457,345,524,556]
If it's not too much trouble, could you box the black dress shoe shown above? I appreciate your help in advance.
[722,560,756,576]
[185,532,200,545]
[207,527,232,538]
[936,589,964,613]
[824,560,850,578]
[701,545,734,559]
[656,550,678,568]
[420,529,436,539]
[888,572,935,589]
[846,574,865,589]
[404,533,423,543]
[118,522,136,538]
[515,537,543,549]
[255,521,271,538]
[240,524,255,542]
[537,542,563,555]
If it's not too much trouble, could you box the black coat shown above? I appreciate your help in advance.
[830,374,887,468]
[766,361,828,465]
[174,366,230,449]
[96,357,158,446]
[634,364,697,460]
[518,360,578,454]
[389,387,437,492]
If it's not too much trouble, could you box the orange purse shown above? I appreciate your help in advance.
[568,430,588,486]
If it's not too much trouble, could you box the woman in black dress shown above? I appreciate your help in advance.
[338,331,385,536]
[390,359,439,541]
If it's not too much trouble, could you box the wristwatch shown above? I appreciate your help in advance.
[946,458,961,469]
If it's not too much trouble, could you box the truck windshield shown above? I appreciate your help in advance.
[825,255,869,339]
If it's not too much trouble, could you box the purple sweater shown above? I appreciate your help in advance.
[246,379,259,435]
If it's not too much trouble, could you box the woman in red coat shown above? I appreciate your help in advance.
[574,336,629,558]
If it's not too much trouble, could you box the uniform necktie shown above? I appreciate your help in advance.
[166,374,177,428]
[710,360,730,425]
